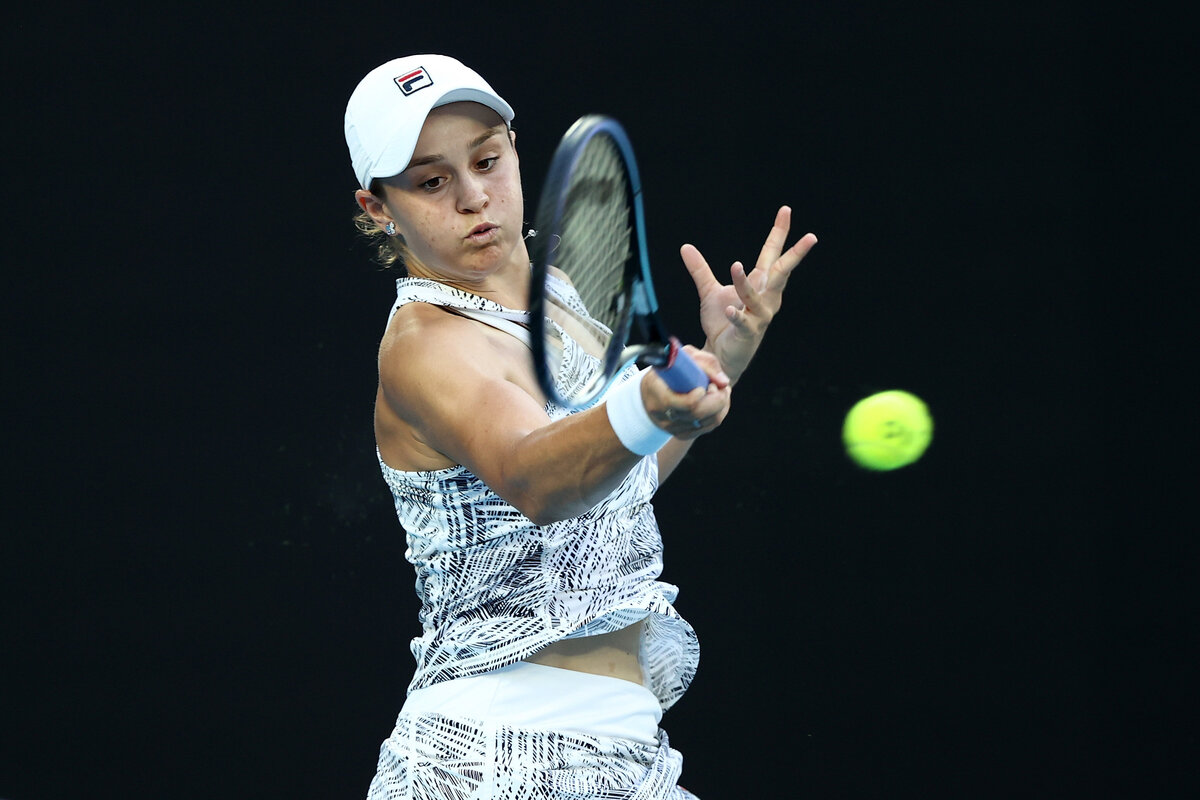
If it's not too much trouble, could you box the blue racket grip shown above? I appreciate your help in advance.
[653,337,709,393]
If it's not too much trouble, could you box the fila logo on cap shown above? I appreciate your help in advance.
[395,67,433,96]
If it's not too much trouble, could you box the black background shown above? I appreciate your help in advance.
[3,3,1192,799]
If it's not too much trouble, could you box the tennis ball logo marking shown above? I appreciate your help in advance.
[879,420,912,446]
[842,390,933,471]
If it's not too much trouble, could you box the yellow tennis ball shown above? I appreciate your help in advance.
[842,390,933,470]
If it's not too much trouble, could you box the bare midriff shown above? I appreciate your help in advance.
[523,620,646,686]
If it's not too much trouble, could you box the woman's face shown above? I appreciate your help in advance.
[375,102,525,285]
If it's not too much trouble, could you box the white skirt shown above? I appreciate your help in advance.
[368,662,697,800]
[401,660,663,746]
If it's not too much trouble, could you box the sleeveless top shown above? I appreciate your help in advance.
[377,277,698,710]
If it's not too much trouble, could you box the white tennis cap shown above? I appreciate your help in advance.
[345,54,515,189]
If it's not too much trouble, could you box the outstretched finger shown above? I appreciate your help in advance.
[755,206,794,272]
[680,243,721,295]
[729,261,765,316]
[768,232,819,289]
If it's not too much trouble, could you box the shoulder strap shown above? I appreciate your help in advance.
[449,308,532,348]
[389,279,533,349]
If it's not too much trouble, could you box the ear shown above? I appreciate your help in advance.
[355,188,392,230]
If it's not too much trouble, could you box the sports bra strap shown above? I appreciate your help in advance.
[389,279,534,349]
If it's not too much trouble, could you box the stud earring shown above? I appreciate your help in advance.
[384,222,397,236]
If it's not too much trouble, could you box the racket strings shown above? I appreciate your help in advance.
[556,136,631,334]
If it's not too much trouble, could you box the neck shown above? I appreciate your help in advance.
[411,241,533,310]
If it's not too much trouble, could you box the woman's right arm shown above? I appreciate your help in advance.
[380,305,729,524]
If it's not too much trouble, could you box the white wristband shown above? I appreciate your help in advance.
[606,369,672,456]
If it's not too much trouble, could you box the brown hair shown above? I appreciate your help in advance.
[353,180,412,272]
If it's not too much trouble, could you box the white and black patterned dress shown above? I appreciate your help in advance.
[368,278,700,799]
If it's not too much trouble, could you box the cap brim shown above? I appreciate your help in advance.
[365,90,515,186]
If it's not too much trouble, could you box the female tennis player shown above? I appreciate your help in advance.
[345,54,817,799]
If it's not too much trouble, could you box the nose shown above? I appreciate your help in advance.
[457,172,489,213]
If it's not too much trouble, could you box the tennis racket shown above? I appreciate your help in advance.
[528,115,707,409]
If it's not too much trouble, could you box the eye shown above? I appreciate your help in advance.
[477,156,499,171]
[419,176,446,191]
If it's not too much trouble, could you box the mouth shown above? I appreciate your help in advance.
[466,223,499,242]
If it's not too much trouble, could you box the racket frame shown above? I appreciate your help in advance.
[529,115,698,410]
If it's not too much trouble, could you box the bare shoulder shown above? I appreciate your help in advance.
[379,301,475,368]
[375,301,548,471]
[378,302,499,410]
[546,265,573,286]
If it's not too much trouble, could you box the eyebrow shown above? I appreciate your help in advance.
[404,126,507,171]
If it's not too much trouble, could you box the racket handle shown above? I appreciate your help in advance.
[654,337,709,393]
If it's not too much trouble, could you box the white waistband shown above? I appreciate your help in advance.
[401,661,663,746]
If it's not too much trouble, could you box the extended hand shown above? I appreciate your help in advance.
[680,206,817,383]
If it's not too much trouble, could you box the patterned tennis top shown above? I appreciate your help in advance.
[377,277,698,710]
